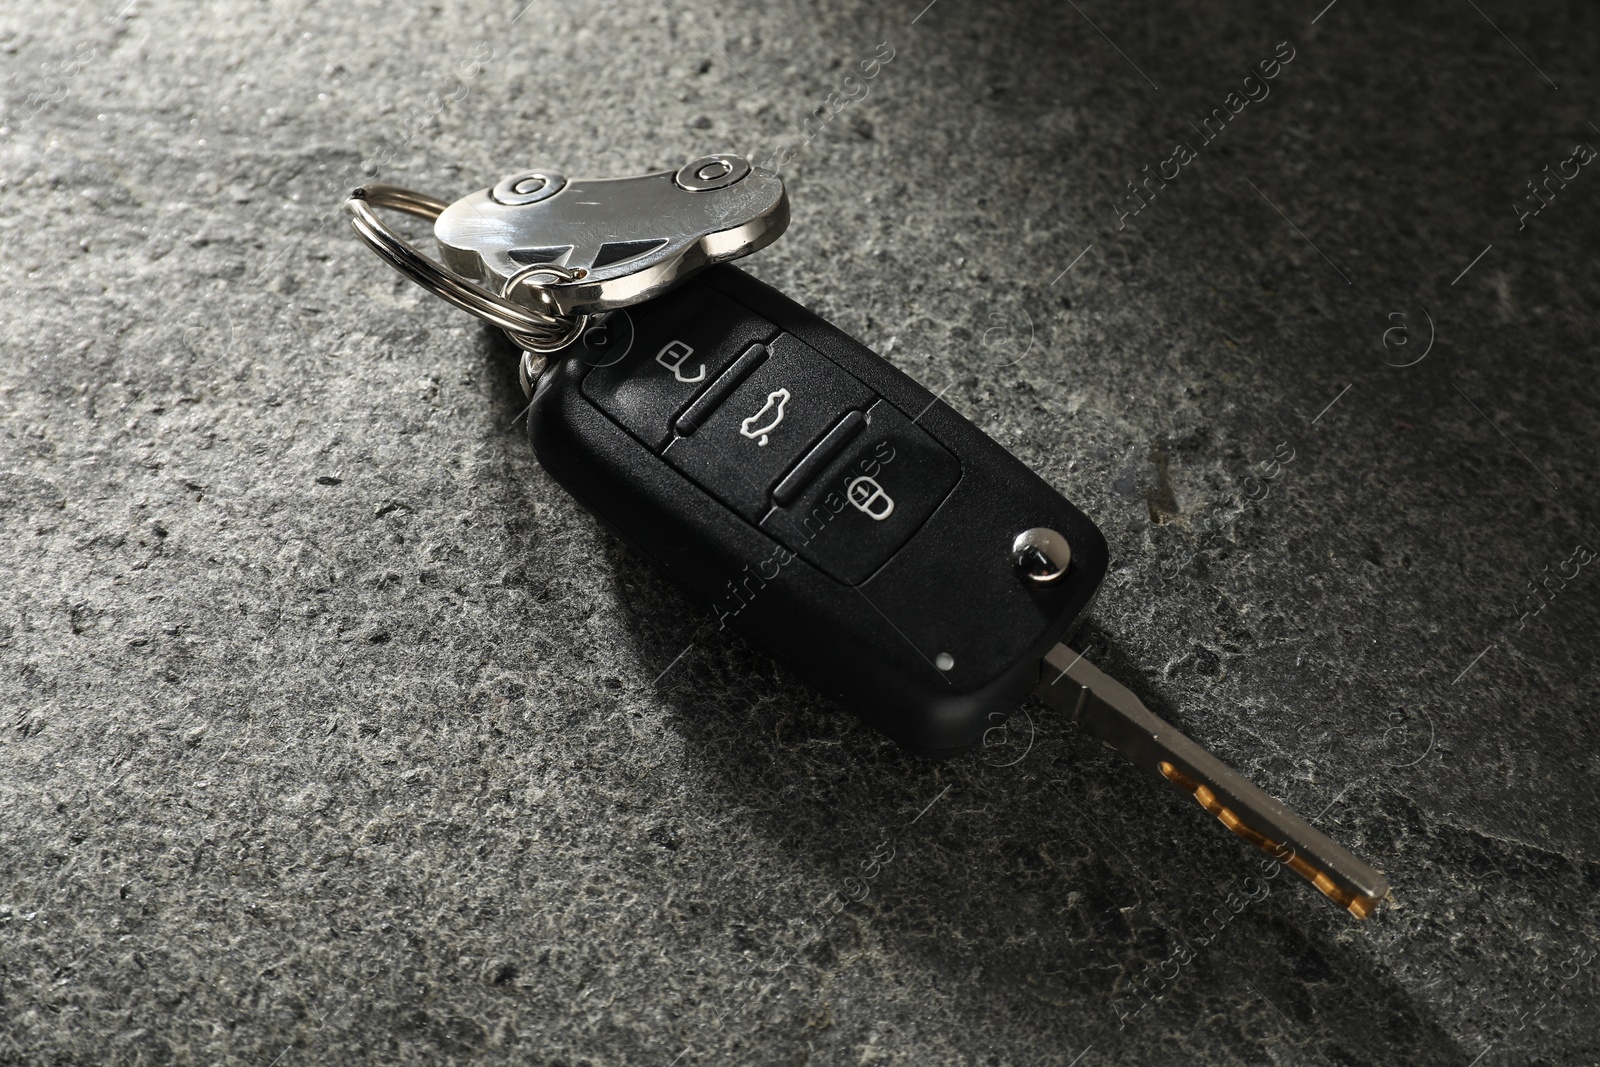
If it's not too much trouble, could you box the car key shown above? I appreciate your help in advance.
[343,157,1389,918]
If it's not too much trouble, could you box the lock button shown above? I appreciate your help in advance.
[582,284,778,452]
[760,399,961,586]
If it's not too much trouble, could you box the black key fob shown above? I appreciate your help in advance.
[347,166,1390,913]
[529,265,1108,755]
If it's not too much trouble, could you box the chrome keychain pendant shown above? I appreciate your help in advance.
[436,155,787,311]
[343,153,788,390]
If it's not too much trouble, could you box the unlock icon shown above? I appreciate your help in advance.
[655,340,705,384]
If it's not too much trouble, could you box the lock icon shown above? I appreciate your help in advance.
[846,476,895,521]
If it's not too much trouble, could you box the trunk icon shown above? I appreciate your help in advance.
[739,388,791,446]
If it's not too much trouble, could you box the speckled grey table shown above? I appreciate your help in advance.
[3,1,1598,1064]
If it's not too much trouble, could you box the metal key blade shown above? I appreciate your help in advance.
[1035,643,1389,918]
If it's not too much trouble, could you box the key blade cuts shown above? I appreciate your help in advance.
[1035,643,1389,918]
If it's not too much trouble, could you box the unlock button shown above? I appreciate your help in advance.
[581,283,777,452]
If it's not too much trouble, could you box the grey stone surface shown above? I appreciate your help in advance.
[3,1,1598,1064]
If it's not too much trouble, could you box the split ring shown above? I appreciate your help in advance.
[342,183,584,351]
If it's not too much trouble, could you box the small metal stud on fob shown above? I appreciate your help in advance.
[1011,527,1072,583]
[343,155,1389,918]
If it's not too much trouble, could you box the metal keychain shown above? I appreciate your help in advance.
[343,154,788,390]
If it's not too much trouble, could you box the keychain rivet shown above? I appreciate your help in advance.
[674,153,752,191]
[492,170,567,206]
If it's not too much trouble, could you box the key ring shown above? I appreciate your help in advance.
[342,184,589,352]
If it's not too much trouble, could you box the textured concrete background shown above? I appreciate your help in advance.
[3,0,1598,1064]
